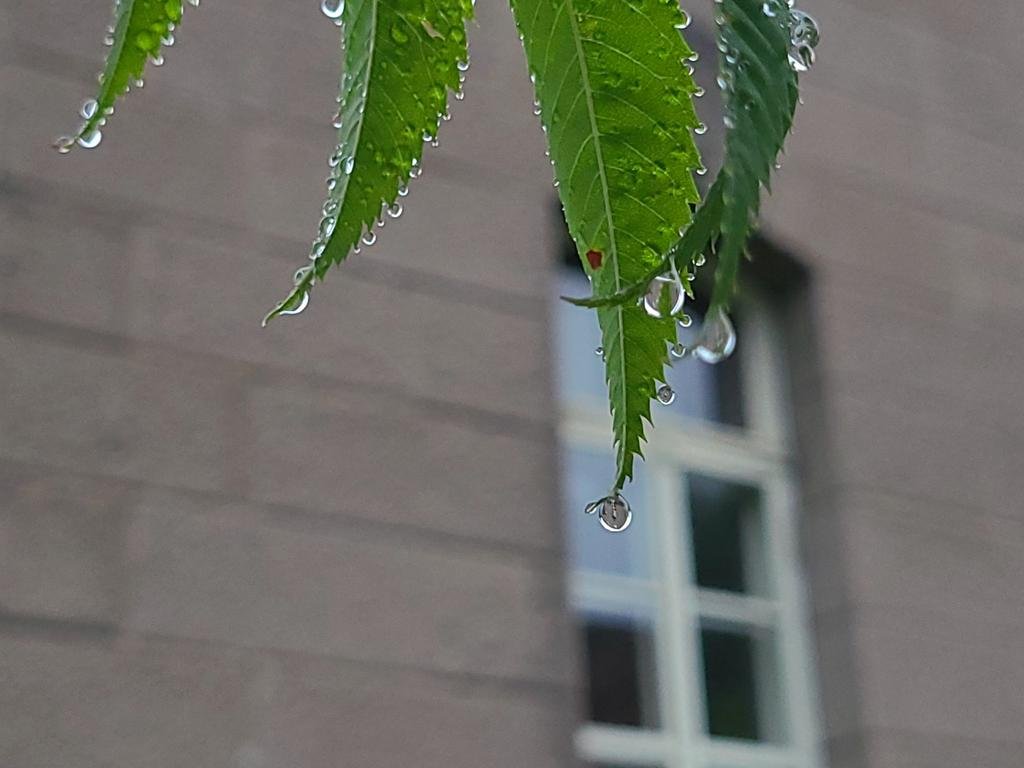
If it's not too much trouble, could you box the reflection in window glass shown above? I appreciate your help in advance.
[582,610,661,728]
[555,269,744,427]
[688,474,765,595]
[564,449,651,578]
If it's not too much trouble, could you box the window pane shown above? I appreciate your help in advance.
[555,270,744,427]
[700,625,783,742]
[688,474,765,595]
[581,609,661,728]
[564,449,651,578]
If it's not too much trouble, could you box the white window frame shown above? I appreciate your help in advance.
[560,293,825,768]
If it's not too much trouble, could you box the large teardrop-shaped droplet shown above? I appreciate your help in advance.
[693,307,737,364]
[643,272,686,319]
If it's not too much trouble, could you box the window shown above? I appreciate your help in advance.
[555,265,823,768]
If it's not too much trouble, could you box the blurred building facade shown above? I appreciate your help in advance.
[2,2,1023,768]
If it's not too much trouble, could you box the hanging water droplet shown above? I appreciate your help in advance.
[278,290,310,319]
[594,346,604,357]
[344,156,355,175]
[77,128,103,149]
[151,53,165,66]
[671,342,689,358]
[694,122,708,135]
[788,9,821,72]
[80,99,98,120]
[587,493,631,533]
[693,307,737,364]
[656,384,676,405]
[643,271,686,319]
[678,313,693,328]
[53,136,75,154]
[397,183,409,197]
[321,0,344,20]
[361,230,377,246]
[387,202,403,218]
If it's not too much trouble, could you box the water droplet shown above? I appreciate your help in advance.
[278,290,310,318]
[670,342,689,358]
[77,128,103,149]
[361,230,377,246]
[678,313,693,328]
[693,307,737,364]
[643,272,686,319]
[656,384,676,405]
[585,493,632,533]
[387,202,403,218]
[397,183,409,197]
[80,99,98,119]
[53,136,75,154]
[694,122,708,135]
[594,346,604,357]
[344,156,355,175]
[788,9,821,72]
[694,254,706,267]
[321,0,344,20]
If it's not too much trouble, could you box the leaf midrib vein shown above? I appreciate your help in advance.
[564,0,627,483]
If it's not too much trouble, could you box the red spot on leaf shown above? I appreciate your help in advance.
[586,249,603,270]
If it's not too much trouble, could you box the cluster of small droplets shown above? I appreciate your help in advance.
[54,0,198,154]
[585,493,633,533]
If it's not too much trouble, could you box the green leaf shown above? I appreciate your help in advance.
[710,0,801,309]
[511,0,704,491]
[264,0,474,325]
[55,0,187,153]
[563,0,807,314]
